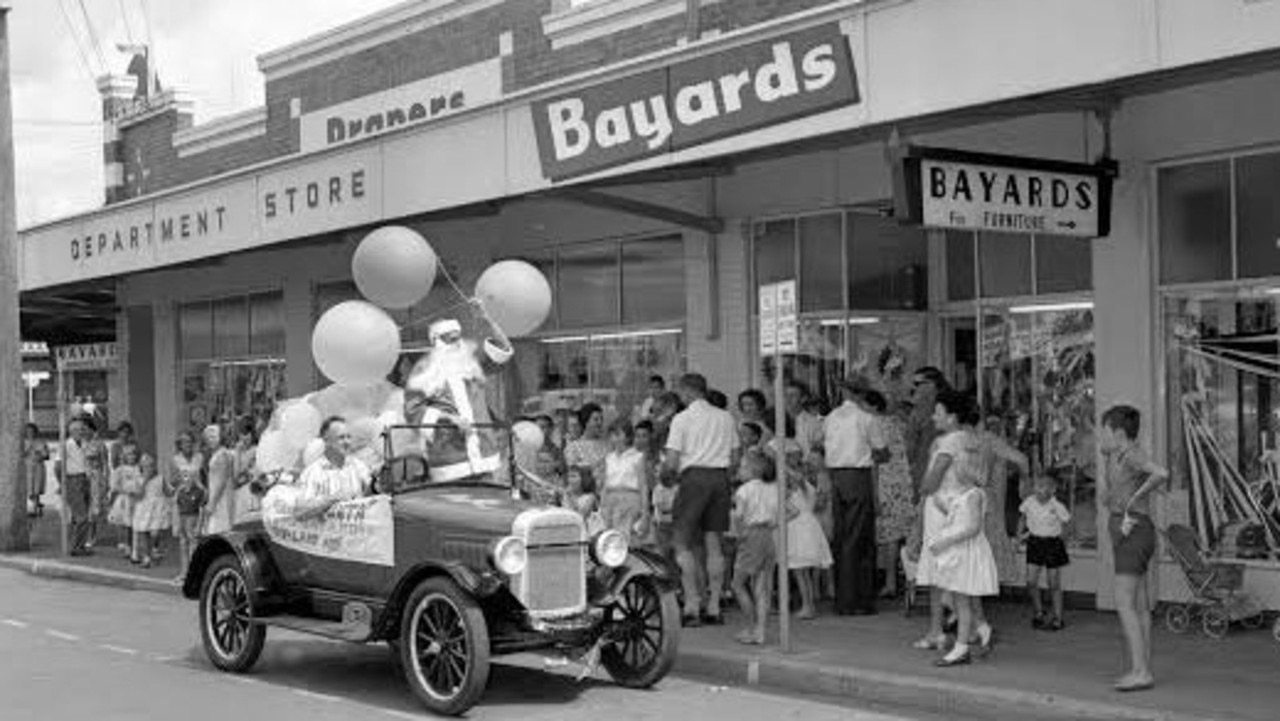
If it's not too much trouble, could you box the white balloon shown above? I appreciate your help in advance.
[512,420,544,451]
[280,401,322,448]
[353,226,438,310]
[302,438,326,468]
[255,430,297,474]
[312,300,403,385]
[474,260,552,337]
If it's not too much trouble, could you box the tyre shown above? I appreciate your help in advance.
[1241,613,1266,630]
[1164,604,1191,634]
[198,554,266,673]
[1202,607,1230,639]
[600,577,680,689]
[399,577,490,717]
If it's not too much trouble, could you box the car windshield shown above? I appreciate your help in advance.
[380,423,529,493]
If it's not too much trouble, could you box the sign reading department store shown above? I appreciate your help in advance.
[532,23,861,181]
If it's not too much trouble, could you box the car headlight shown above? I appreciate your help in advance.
[592,530,628,568]
[491,536,527,575]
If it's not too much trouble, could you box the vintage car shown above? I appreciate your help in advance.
[181,430,681,717]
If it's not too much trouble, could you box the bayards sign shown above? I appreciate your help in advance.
[893,146,1119,239]
[532,22,861,181]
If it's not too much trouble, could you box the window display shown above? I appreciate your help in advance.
[1164,292,1280,561]
[179,292,287,435]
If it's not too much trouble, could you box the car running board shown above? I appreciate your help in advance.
[252,603,374,643]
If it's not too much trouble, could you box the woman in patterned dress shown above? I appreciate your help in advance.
[975,417,1030,587]
[866,391,916,598]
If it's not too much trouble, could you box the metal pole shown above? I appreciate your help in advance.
[774,354,790,652]
[0,6,30,551]
[57,368,68,556]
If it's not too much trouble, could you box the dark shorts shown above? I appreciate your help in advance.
[1109,512,1156,576]
[1026,535,1070,570]
[733,525,776,581]
[672,467,731,547]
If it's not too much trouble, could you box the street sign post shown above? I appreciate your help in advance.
[758,280,796,652]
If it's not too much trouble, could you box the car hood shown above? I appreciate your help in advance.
[393,485,534,537]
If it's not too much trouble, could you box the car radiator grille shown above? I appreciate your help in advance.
[514,511,587,616]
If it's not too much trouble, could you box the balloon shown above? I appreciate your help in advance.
[312,300,402,385]
[474,260,552,337]
[512,420,544,451]
[352,226,438,310]
[280,400,322,448]
[302,438,325,468]
[255,430,297,474]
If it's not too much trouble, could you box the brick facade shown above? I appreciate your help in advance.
[112,0,838,201]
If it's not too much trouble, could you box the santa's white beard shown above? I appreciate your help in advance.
[406,339,484,395]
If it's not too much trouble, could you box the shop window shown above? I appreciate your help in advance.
[559,245,619,328]
[1158,160,1232,285]
[847,214,928,310]
[799,213,843,312]
[511,330,685,422]
[979,232,1033,298]
[1035,234,1092,295]
[180,292,287,435]
[980,307,1096,549]
[1164,293,1280,561]
[945,231,977,302]
[1235,151,1280,280]
[754,219,796,288]
[622,235,685,324]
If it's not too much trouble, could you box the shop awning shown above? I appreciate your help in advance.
[19,280,117,345]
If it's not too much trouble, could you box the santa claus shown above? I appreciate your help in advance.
[402,309,513,483]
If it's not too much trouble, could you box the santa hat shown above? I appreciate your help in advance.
[429,319,462,343]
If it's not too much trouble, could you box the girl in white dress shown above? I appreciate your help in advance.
[203,424,237,535]
[131,454,170,567]
[914,390,997,667]
[786,461,833,619]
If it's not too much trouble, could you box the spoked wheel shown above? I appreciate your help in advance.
[199,555,265,672]
[399,577,490,717]
[1202,607,1230,639]
[1241,613,1266,630]
[1164,603,1191,634]
[600,577,680,688]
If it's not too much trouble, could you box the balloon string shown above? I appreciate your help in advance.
[437,260,470,303]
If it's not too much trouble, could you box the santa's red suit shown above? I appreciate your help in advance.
[403,318,513,482]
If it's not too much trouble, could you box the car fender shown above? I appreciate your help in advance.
[181,532,284,609]
[375,560,505,637]
[594,547,680,607]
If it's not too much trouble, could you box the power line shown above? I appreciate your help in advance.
[55,0,98,82]
[117,0,135,44]
[76,0,108,73]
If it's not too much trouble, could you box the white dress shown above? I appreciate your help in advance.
[787,483,833,570]
[930,486,999,597]
[917,430,982,587]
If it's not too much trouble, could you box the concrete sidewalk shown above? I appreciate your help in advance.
[5,517,1277,721]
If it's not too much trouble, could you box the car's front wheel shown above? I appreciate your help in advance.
[198,555,266,673]
[600,577,680,688]
[399,577,490,716]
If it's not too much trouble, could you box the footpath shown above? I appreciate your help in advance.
[4,511,1277,721]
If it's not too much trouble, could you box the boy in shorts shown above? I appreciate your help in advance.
[1018,475,1072,630]
[1100,405,1169,693]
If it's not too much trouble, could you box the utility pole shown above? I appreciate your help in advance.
[0,6,29,552]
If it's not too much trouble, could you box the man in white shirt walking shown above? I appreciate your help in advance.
[664,373,739,626]
[823,377,889,615]
[59,419,95,556]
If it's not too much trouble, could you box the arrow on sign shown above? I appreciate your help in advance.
[1057,220,1077,229]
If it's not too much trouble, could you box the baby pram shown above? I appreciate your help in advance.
[1161,524,1269,639]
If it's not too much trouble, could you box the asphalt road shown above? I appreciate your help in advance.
[0,567,935,721]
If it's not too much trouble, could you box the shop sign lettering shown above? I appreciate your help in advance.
[257,147,382,243]
[895,147,1118,239]
[263,170,366,219]
[55,343,119,371]
[68,205,229,262]
[532,23,861,181]
[299,59,503,154]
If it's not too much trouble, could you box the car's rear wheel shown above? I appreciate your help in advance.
[399,577,490,716]
[199,555,265,673]
[600,577,680,688]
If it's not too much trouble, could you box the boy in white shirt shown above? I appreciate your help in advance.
[1018,475,1073,631]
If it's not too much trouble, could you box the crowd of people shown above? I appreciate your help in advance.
[526,367,1169,690]
[23,415,263,584]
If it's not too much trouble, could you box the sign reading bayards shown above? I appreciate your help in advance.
[894,146,1119,239]
[532,23,860,181]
